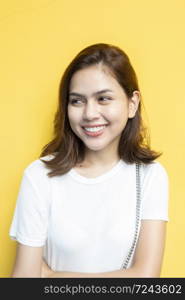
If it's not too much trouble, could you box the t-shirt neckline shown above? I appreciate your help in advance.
[68,159,124,184]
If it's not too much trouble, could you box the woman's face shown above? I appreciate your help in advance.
[67,64,139,152]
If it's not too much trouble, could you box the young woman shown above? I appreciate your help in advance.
[9,43,169,278]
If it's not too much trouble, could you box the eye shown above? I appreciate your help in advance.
[98,96,112,102]
[69,99,83,105]
[69,96,112,105]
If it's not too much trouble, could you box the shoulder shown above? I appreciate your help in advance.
[139,161,169,221]
[139,160,169,201]
[23,154,55,182]
[140,160,169,182]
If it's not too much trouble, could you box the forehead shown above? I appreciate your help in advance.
[69,65,122,94]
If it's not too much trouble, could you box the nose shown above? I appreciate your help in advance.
[82,100,101,121]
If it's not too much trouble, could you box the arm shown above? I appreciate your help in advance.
[11,243,44,278]
[43,220,167,278]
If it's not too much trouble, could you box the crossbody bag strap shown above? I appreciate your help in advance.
[120,162,142,269]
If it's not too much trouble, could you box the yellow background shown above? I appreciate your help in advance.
[1,0,185,277]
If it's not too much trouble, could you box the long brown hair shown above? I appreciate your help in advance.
[39,43,162,177]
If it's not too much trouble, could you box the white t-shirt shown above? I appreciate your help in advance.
[9,155,169,273]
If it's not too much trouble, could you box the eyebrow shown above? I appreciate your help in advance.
[69,89,114,98]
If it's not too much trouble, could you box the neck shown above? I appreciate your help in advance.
[82,147,120,168]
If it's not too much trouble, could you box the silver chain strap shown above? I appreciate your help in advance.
[120,162,141,269]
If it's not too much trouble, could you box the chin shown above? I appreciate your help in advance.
[83,142,109,152]
[86,147,104,152]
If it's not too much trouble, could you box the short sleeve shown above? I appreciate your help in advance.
[140,162,169,221]
[9,169,50,246]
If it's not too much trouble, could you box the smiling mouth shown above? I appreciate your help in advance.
[81,124,108,137]
[82,125,107,132]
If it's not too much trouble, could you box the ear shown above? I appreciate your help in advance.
[128,90,140,118]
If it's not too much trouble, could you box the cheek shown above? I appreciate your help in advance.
[106,105,129,131]
[106,105,126,121]
[68,108,80,125]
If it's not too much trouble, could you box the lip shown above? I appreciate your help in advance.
[81,124,108,128]
[82,125,107,137]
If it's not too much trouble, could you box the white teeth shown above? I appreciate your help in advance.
[84,125,106,132]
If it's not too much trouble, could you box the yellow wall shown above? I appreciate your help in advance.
[1,0,185,277]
